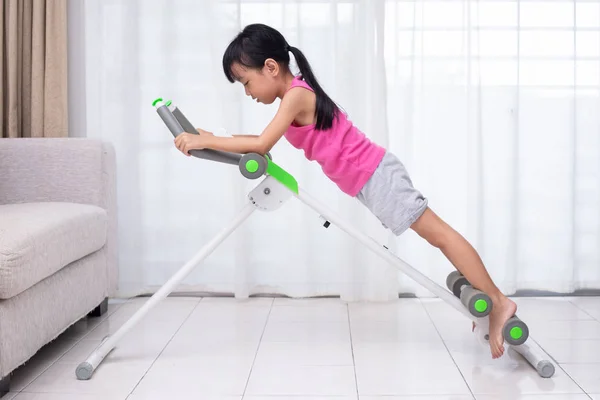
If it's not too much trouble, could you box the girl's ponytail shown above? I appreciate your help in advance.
[223,24,338,131]
[288,46,337,130]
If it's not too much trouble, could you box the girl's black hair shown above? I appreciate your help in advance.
[223,23,337,130]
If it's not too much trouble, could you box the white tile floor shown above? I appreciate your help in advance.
[3,296,600,400]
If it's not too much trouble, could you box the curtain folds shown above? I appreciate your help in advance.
[70,0,600,300]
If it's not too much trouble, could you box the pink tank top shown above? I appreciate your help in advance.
[284,76,385,196]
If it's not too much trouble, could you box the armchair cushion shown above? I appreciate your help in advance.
[0,202,107,299]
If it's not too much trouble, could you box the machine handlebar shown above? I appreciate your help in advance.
[153,98,270,179]
[153,98,243,165]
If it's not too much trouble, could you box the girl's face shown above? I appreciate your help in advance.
[230,60,281,105]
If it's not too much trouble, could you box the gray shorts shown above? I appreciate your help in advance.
[356,152,428,235]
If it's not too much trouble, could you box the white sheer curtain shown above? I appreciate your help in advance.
[69,0,600,300]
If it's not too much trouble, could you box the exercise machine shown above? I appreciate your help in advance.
[76,98,556,380]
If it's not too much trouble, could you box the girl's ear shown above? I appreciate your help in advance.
[264,58,279,76]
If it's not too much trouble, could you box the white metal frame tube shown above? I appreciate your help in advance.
[76,181,555,380]
[296,189,473,319]
[511,340,556,378]
[295,189,556,378]
[76,203,256,380]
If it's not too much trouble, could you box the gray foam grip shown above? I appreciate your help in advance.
[240,153,268,179]
[188,149,242,165]
[460,286,491,317]
[446,271,469,298]
[157,105,184,137]
[172,107,197,134]
[446,271,462,292]
[156,105,242,166]
[502,316,529,346]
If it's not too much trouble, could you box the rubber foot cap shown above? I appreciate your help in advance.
[76,362,93,380]
[537,360,555,378]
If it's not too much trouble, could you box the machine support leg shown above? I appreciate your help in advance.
[76,203,256,380]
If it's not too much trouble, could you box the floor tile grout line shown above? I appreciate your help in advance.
[516,300,600,392]
[567,298,600,322]
[124,297,205,399]
[535,298,600,397]
[345,303,360,399]
[519,335,583,390]
[11,296,600,399]
[241,297,275,398]
[427,297,599,398]
[419,298,476,400]
[556,361,600,399]
[16,298,130,394]
[431,298,593,397]
[73,298,133,340]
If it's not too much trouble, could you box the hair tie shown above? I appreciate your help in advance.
[286,44,291,51]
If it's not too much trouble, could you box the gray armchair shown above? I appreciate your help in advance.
[0,138,118,396]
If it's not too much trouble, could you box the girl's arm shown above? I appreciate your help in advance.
[174,88,307,156]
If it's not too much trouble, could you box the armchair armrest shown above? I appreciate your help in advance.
[0,138,118,294]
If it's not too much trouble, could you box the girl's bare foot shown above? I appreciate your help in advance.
[488,296,518,358]
[409,208,517,358]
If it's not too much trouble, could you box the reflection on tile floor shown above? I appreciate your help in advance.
[3,296,600,399]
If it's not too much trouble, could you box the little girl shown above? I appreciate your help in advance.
[174,23,517,359]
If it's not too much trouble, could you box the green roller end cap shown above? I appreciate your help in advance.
[165,100,172,107]
[510,326,523,340]
[246,160,259,173]
[474,299,488,313]
[152,97,163,106]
